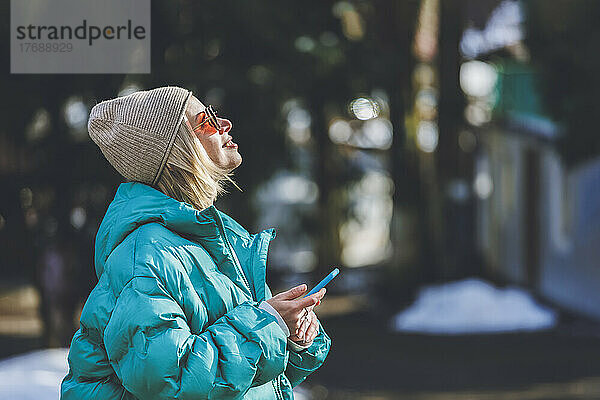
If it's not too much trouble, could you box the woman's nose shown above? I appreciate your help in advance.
[219,118,232,134]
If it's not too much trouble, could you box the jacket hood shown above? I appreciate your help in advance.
[94,182,233,278]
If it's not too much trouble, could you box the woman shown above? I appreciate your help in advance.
[61,86,331,399]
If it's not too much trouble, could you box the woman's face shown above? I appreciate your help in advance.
[185,96,242,171]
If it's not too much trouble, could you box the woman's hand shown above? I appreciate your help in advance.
[265,284,326,340]
[289,309,319,346]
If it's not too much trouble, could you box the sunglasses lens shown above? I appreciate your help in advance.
[191,113,216,135]
[204,126,218,135]
[191,106,222,136]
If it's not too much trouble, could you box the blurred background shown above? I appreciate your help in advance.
[2,0,600,398]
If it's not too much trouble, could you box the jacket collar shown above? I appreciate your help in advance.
[96,182,233,278]
[95,182,276,301]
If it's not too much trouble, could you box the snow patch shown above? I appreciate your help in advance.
[0,348,313,399]
[392,278,557,334]
[0,348,68,400]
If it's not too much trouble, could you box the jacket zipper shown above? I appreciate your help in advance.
[272,375,283,400]
[228,244,252,297]
[231,239,283,400]
[215,217,282,397]
[216,222,253,299]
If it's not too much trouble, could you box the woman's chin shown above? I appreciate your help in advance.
[234,154,243,168]
[227,153,242,171]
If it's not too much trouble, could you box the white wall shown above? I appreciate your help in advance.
[538,154,600,319]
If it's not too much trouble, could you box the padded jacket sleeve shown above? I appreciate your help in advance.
[263,284,332,388]
[284,320,331,387]
[103,276,288,400]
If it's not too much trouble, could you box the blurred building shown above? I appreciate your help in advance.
[474,61,600,320]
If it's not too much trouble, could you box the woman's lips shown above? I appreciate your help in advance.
[222,138,238,149]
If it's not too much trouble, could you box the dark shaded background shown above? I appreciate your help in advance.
[3,1,600,398]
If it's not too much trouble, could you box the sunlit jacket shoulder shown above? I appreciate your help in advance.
[60,181,331,400]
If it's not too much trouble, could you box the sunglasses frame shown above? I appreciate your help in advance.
[190,105,222,135]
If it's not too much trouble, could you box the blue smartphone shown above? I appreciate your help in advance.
[303,268,340,298]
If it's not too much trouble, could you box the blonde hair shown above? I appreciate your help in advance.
[155,122,235,211]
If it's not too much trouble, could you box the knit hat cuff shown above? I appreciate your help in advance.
[151,90,193,186]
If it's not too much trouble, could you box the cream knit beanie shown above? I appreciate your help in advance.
[88,86,193,186]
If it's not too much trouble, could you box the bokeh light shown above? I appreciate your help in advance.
[416,121,439,153]
[64,98,88,130]
[474,171,493,199]
[295,36,316,52]
[460,61,497,98]
[25,109,51,143]
[328,118,353,144]
[362,118,393,149]
[69,207,87,230]
[350,97,380,120]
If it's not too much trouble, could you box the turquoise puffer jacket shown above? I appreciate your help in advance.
[61,182,331,399]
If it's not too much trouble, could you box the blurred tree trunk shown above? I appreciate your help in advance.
[386,1,420,288]
[438,0,468,279]
[312,96,341,278]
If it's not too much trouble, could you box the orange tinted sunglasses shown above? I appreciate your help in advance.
[190,105,222,136]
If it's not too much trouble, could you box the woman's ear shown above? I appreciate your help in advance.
[185,96,207,137]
